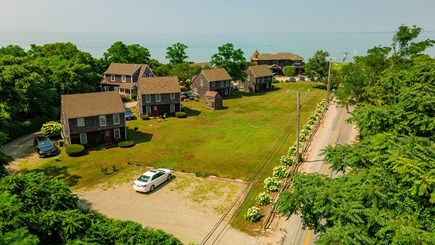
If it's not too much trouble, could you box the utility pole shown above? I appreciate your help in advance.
[295,91,300,166]
[326,59,332,104]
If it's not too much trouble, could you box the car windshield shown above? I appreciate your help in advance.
[137,175,150,182]
[39,140,52,148]
[125,109,133,116]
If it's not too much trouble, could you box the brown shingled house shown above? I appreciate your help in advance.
[101,63,155,97]
[240,65,274,93]
[251,50,304,75]
[137,76,181,117]
[191,68,232,98]
[61,91,126,146]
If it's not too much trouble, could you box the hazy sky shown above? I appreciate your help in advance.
[1,0,434,34]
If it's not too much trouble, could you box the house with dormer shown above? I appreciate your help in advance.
[191,68,232,98]
[61,91,126,146]
[101,63,155,97]
[137,76,181,117]
[239,65,274,93]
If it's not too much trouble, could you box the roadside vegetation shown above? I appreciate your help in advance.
[277,25,435,244]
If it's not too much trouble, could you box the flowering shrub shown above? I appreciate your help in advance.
[41,121,62,138]
[257,192,271,206]
[264,177,281,192]
[288,146,296,156]
[303,124,312,131]
[299,128,310,142]
[244,206,262,222]
[273,165,289,178]
[280,155,294,166]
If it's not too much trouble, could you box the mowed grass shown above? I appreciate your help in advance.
[20,82,325,233]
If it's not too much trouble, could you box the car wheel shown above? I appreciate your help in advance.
[167,174,172,180]
[150,185,155,192]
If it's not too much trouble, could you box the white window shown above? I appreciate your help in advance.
[113,113,120,125]
[145,94,151,103]
[104,86,109,92]
[110,75,115,81]
[149,72,153,77]
[211,81,215,87]
[170,93,175,99]
[226,81,229,86]
[200,79,204,86]
[99,115,107,127]
[240,82,244,88]
[121,75,126,82]
[266,82,270,89]
[79,133,87,144]
[77,118,85,127]
[220,81,224,87]
[247,75,251,81]
[225,88,229,95]
[114,87,118,91]
[193,88,198,95]
[170,103,175,113]
[156,94,161,102]
[114,128,121,139]
[146,106,151,114]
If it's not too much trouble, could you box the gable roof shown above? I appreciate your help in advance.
[104,63,143,75]
[61,91,124,119]
[248,65,273,78]
[205,90,220,97]
[137,76,180,95]
[202,68,231,82]
[257,52,304,61]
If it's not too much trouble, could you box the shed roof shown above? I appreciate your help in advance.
[61,91,125,119]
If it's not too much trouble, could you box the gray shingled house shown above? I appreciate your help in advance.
[137,76,181,117]
[191,68,232,98]
[251,50,304,75]
[61,91,126,146]
[101,63,155,97]
[239,65,274,93]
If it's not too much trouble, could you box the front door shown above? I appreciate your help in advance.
[104,130,112,144]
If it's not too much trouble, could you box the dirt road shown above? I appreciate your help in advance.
[1,131,41,171]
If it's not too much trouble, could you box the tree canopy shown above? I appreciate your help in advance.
[102,41,151,68]
[277,25,435,244]
[166,42,188,65]
[210,43,249,81]
[303,50,330,78]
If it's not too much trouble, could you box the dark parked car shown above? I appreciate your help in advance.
[299,76,306,81]
[288,77,296,82]
[125,108,136,120]
[180,92,194,101]
[34,136,58,158]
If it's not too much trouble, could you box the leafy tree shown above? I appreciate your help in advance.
[102,41,151,68]
[41,121,62,138]
[303,50,330,78]
[211,43,249,81]
[170,63,202,88]
[283,65,296,76]
[166,42,188,65]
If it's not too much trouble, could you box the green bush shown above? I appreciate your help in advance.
[244,206,262,222]
[273,165,289,178]
[272,79,280,83]
[40,121,62,138]
[175,112,187,118]
[66,144,85,156]
[131,90,137,100]
[264,177,281,192]
[283,65,296,76]
[120,95,131,102]
[280,155,294,166]
[141,114,150,120]
[118,141,135,148]
[257,192,271,206]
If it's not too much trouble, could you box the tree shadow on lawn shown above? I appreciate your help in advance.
[183,107,201,116]
[30,165,82,187]
[127,129,153,144]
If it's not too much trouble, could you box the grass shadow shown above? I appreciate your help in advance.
[183,107,201,117]
[128,129,153,144]
[31,165,82,186]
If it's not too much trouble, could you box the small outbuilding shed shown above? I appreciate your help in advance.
[204,91,223,110]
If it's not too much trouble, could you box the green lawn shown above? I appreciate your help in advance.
[22,82,326,233]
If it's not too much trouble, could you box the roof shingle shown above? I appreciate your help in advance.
[257,52,304,61]
[202,68,231,82]
[104,63,143,75]
[248,65,273,77]
[61,91,125,119]
[137,76,180,95]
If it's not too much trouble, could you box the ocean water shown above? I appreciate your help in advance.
[1,31,435,63]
